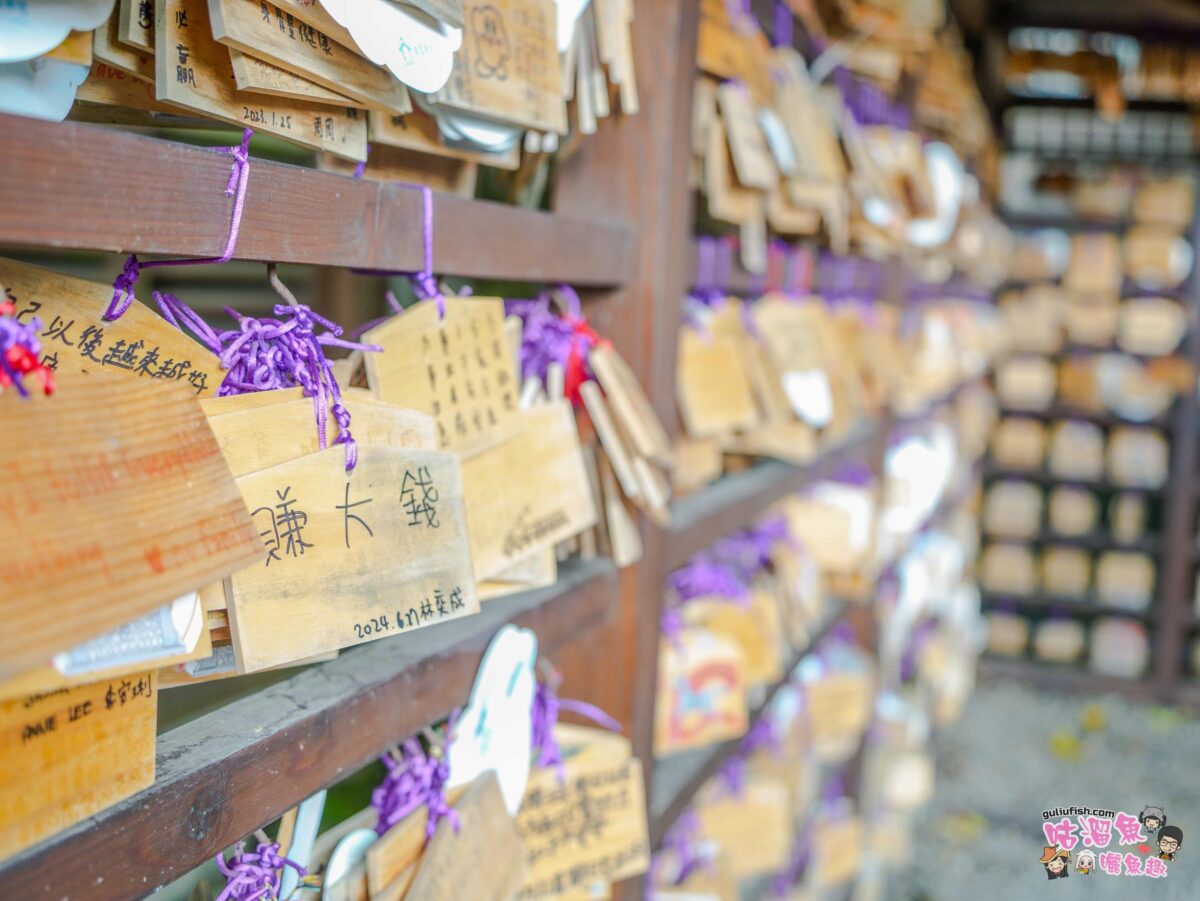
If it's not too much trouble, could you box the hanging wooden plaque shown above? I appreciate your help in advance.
[205,395,436,477]
[93,12,155,81]
[406,773,526,901]
[156,0,369,160]
[695,775,791,879]
[0,372,261,681]
[516,726,650,900]
[654,630,748,756]
[431,0,568,134]
[676,324,760,439]
[369,109,522,171]
[229,48,365,108]
[461,401,597,581]
[120,0,156,52]
[364,298,522,457]
[206,0,412,113]
[226,444,478,671]
[0,672,157,860]
[0,257,224,395]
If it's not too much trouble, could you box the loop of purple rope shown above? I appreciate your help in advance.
[787,247,812,297]
[668,555,751,606]
[405,184,445,318]
[660,605,685,648]
[504,291,595,387]
[214,841,304,901]
[531,679,622,780]
[353,143,370,179]
[694,236,717,299]
[651,809,713,889]
[769,832,812,899]
[740,294,761,337]
[106,129,253,321]
[152,292,378,471]
[774,0,793,48]
[372,718,460,841]
[717,715,783,798]
[662,516,794,636]
[743,714,784,757]
[714,236,734,298]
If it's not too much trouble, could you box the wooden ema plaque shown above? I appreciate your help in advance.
[227,444,478,672]
[0,258,224,396]
[0,672,157,860]
[95,9,155,80]
[681,592,783,688]
[229,49,364,108]
[204,393,436,477]
[363,299,522,458]
[694,775,791,879]
[156,0,368,160]
[676,315,760,439]
[120,0,156,52]
[405,773,526,901]
[653,630,748,756]
[0,372,261,680]
[432,0,568,134]
[206,0,411,114]
[461,400,598,581]
[369,108,522,170]
[516,726,650,900]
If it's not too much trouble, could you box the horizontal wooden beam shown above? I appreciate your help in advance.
[0,116,635,285]
[981,591,1156,621]
[648,604,846,846]
[978,656,1156,700]
[665,422,879,570]
[0,559,618,899]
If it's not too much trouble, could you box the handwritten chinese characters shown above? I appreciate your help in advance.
[0,258,224,393]
[515,729,650,900]
[0,672,157,860]
[363,297,521,457]
[205,0,412,114]
[0,371,262,681]
[157,0,368,159]
[227,445,477,672]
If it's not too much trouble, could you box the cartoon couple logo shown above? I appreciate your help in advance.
[1039,806,1183,879]
[1139,806,1183,862]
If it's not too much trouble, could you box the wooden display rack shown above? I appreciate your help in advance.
[0,2,980,898]
[982,193,1200,704]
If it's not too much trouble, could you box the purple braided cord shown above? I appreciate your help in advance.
[371,726,459,841]
[153,292,379,471]
[407,184,445,318]
[214,841,304,901]
[107,129,253,321]
[0,308,47,398]
[774,0,793,48]
[531,679,622,779]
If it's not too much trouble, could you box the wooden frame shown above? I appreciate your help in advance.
[982,181,1200,704]
[0,2,992,897]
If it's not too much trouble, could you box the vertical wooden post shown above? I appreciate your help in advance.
[550,2,699,896]
[1154,204,1200,699]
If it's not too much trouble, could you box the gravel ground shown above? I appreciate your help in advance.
[892,678,1200,900]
